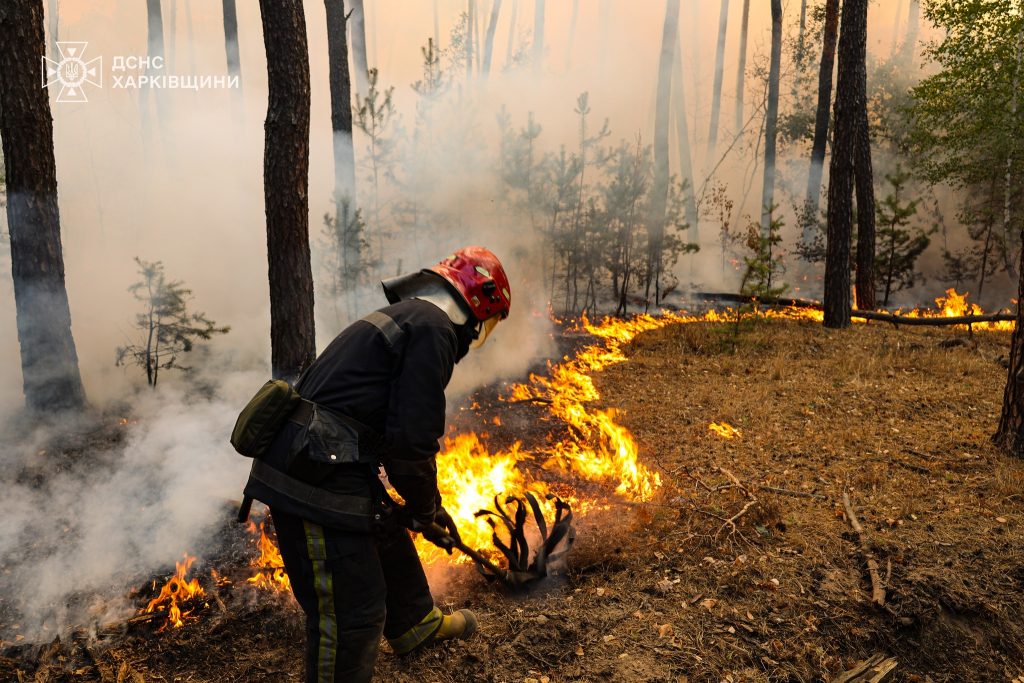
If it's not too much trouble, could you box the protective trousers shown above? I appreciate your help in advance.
[270,507,436,683]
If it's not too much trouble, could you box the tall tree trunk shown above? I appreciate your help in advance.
[760,0,783,233]
[222,0,242,89]
[47,0,57,59]
[146,0,165,64]
[433,0,440,51]
[565,0,579,70]
[0,0,87,412]
[898,0,920,67]
[532,0,544,72]
[733,0,751,135]
[853,84,876,310]
[467,0,476,79]
[995,251,1024,456]
[672,39,699,239]
[350,0,369,95]
[258,0,316,380]
[598,0,611,72]
[326,0,357,322]
[706,0,729,160]
[483,0,502,76]
[793,0,807,101]
[143,0,167,129]
[648,0,680,307]
[804,0,840,228]
[326,0,356,206]
[1003,25,1023,283]
[823,0,868,329]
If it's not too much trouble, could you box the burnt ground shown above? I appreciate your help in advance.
[3,317,1024,682]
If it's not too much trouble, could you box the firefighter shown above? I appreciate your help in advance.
[242,247,512,682]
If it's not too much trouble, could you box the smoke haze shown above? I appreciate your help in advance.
[0,0,964,639]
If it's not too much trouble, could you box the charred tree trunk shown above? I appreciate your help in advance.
[672,40,699,239]
[647,0,680,307]
[853,87,876,311]
[565,0,579,70]
[259,0,316,380]
[350,0,369,95]
[707,0,729,160]
[482,0,502,76]
[804,0,840,228]
[326,0,356,206]
[532,0,544,72]
[733,0,751,135]
[326,0,358,321]
[823,0,868,329]
[0,0,87,411]
[222,0,242,89]
[760,0,782,233]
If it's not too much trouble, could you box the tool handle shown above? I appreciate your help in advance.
[425,522,509,579]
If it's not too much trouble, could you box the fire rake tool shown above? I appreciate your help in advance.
[430,493,576,589]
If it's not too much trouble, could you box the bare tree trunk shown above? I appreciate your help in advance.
[648,0,680,307]
[599,0,611,73]
[507,0,519,65]
[1003,25,1023,283]
[326,0,356,206]
[804,0,840,228]
[897,0,920,67]
[223,0,242,90]
[433,0,440,50]
[853,104,876,310]
[706,0,729,160]
[565,0,579,71]
[532,0,544,72]
[760,0,782,234]
[672,39,699,239]
[824,0,868,329]
[467,0,476,79]
[326,0,358,322]
[483,0,502,76]
[350,0,369,94]
[0,0,87,411]
[143,0,167,129]
[733,0,750,135]
[258,0,316,380]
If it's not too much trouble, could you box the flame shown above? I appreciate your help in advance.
[247,522,292,592]
[709,422,741,439]
[142,554,206,630]
[900,288,1014,330]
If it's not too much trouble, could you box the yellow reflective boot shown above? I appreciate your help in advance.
[388,606,478,655]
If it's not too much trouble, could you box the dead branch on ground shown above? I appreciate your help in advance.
[841,492,887,607]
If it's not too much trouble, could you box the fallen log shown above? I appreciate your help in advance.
[850,310,1014,326]
[695,291,1014,327]
[842,493,887,607]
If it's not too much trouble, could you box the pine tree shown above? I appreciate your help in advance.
[873,168,930,307]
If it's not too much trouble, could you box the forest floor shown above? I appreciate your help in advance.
[3,315,1024,682]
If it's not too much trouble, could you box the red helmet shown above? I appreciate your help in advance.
[430,246,511,323]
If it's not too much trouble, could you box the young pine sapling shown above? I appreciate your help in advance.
[116,258,229,387]
[874,167,932,307]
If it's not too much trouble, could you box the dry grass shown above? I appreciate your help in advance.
[4,318,1024,682]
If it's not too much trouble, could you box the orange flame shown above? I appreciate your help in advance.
[709,422,741,439]
[247,522,292,592]
[142,554,206,630]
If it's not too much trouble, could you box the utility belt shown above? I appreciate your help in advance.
[236,310,407,531]
[239,399,393,531]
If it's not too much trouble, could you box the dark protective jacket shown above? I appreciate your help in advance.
[243,299,458,529]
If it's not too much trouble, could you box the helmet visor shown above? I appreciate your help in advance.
[469,315,500,349]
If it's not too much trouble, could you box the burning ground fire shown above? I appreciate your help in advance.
[137,289,1013,629]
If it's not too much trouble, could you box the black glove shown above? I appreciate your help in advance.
[412,506,461,554]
